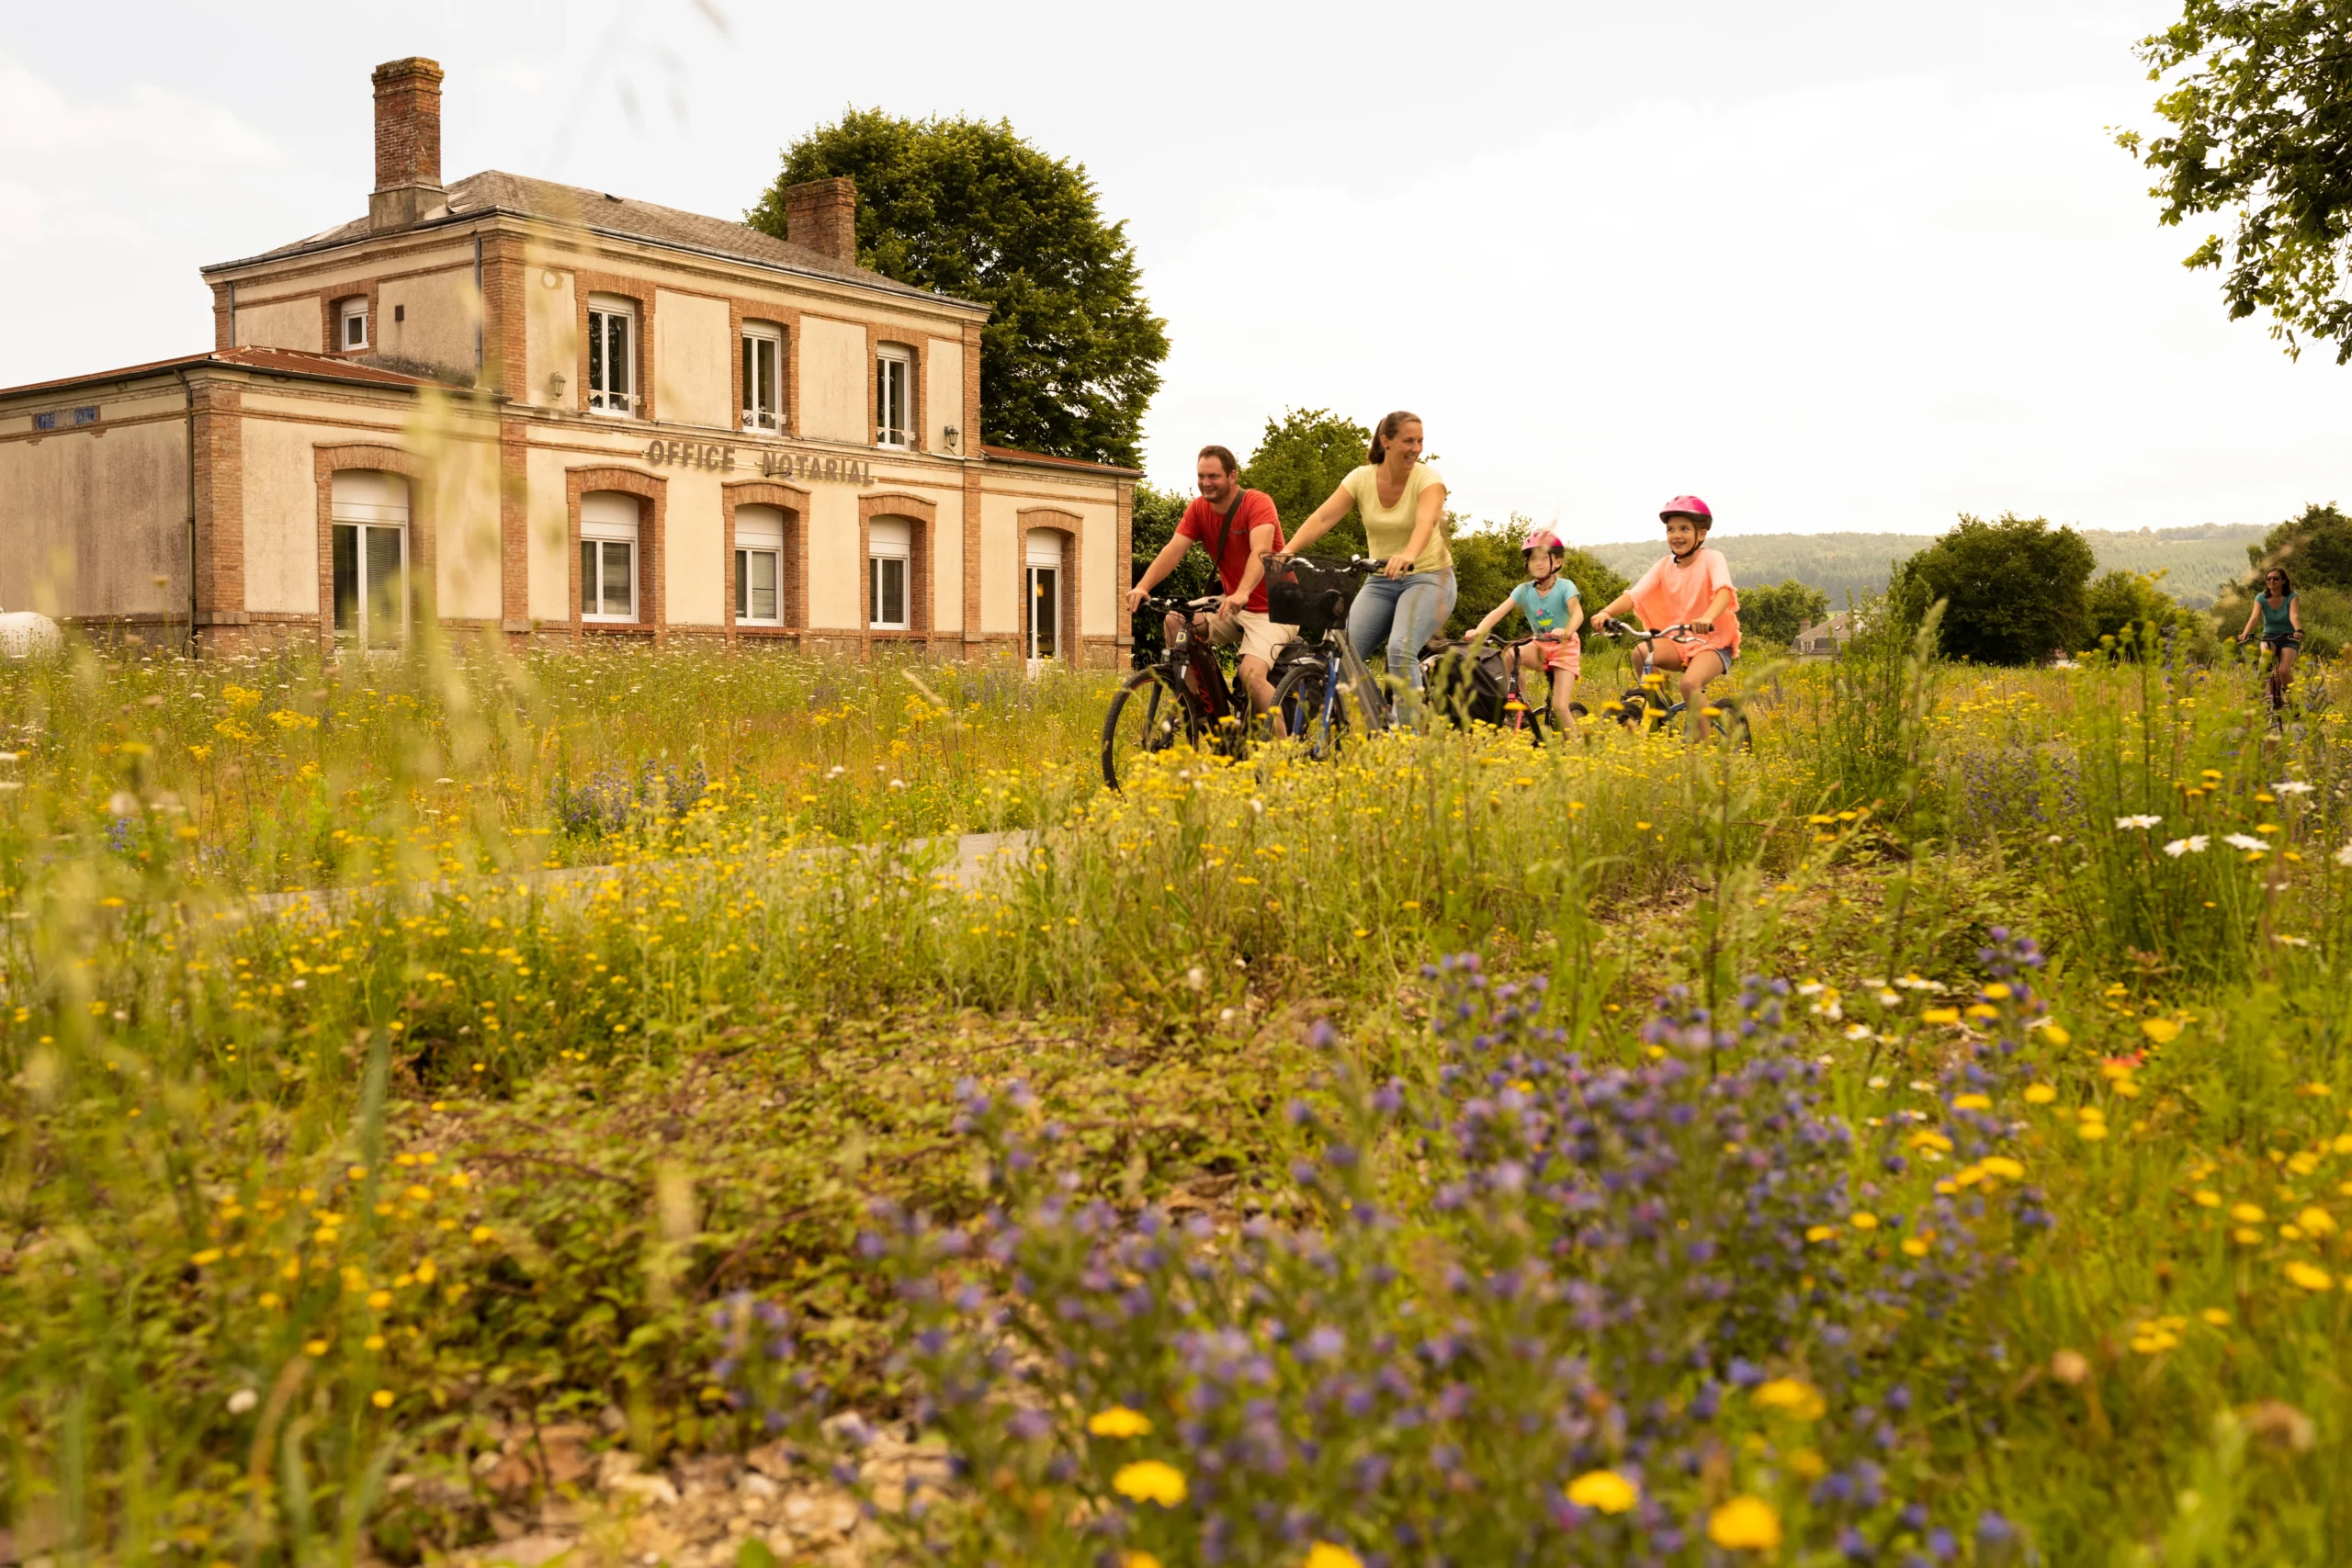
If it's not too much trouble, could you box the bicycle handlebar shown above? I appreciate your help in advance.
[1130,593,1224,618]
[1597,620,1700,643]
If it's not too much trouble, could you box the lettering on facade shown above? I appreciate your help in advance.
[642,438,870,486]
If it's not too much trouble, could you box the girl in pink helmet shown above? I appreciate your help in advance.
[1464,527,1583,728]
[1590,496,1740,707]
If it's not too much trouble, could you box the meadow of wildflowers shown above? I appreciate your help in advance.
[4,625,2351,1565]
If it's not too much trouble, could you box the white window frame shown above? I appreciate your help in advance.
[1024,529,1063,665]
[734,504,786,626]
[339,299,369,353]
[586,294,638,417]
[329,470,409,648]
[581,494,640,623]
[741,321,785,434]
[875,344,913,449]
[869,516,911,631]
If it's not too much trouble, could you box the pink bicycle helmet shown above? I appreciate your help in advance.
[1659,495,1713,527]
[1521,528,1566,556]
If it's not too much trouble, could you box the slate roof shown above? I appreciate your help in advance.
[202,171,979,311]
[0,345,446,401]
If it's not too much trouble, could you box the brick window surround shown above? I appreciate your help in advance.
[311,444,435,649]
[728,300,802,438]
[720,479,810,643]
[1017,506,1083,668]
[858,491,937,656]
[867,331,923,453]
[320,284,381,357]
[565,467,666,641]
[573,274,655,421]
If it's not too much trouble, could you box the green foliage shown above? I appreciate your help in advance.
[1447,517,1629,637]
[1741,578,1832,646]
[748,109,1168,468]
[1125,481,1207,663]
[1893,513,2098,664]
[1238,408,1371,560]
[2120,1,2352,361]
[2086,568,2204,655]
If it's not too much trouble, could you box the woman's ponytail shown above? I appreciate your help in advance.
[1367,410,1419,466]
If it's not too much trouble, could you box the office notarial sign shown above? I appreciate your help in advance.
[642,438,873,486]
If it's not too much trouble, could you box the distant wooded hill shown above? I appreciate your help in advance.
[1583,524,2269,610]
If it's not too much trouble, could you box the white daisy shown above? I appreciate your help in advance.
[2164,836,2209,858]
[2116,815,2163,830]
[2222,833,2267,852]
[2273,781,2315,795]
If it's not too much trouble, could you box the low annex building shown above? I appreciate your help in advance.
[0,57,1135,664]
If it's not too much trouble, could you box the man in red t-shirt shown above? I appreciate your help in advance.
[1125,444,1296,716]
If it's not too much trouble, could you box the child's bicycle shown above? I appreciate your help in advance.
[1102,592,1261,790]
[1421,633,1587,742]
[1596,622,1751,747]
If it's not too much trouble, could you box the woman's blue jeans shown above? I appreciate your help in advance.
[1347,568,1458,692]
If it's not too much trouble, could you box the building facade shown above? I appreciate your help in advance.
[0,57,1136,665]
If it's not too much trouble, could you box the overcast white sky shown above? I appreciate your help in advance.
[3,0,2345,544]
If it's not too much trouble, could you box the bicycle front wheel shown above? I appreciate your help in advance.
[1272,661,1349,761]
[1699,695,1752,751]
[1102,671,1201,790]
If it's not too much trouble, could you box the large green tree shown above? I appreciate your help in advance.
[2119,2,2352,360]
[1239,409,1373,559]
[1893,513,2098,664]
[1740,579,1833,646]
[751,110,1169,468]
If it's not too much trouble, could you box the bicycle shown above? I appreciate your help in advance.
[1262,556,1412,760]
[1102,592,1262,790]
[1595,622,1751,747]
[1422,633,1589,742]
[2231,633,2322,734]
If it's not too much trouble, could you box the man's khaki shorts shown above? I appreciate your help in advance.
[1202,607,1296,667]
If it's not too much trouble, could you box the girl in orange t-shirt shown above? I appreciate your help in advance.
[1590,495,1739,707]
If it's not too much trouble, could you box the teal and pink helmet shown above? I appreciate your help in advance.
[1660,495,1713,529]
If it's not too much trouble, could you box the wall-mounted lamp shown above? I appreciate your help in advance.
[547,371,567,406]
[944,424,960,453]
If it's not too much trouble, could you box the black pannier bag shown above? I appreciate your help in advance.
[1262,555,1356,634]
[1425,642,1513,727]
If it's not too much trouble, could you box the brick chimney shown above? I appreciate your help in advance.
[369,57,447,233]
[783,177,858,265]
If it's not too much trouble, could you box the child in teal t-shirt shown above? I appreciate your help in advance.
[1465,530,1583,727]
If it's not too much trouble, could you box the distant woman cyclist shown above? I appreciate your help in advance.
[2235,566,2303,711]
[1278,411,1455,698]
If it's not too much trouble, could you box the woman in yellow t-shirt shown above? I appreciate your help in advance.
[1279,410,1455,692]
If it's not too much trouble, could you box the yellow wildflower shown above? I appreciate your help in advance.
[1304,1546,1364,1568]
[1088,1405,1153,1438]
[2141,1018,2181,1044]
[1113,1461,1188,1507]
[2285,1261,2334,1292]
[1708,1495,1784,1551]
[1565,1470,1640,1515]
[1752,1378,1826,1420]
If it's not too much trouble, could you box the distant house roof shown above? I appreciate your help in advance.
[982,444,1143,479]
[202,171,984,313]
[0,344,447,401]
[1793,612,1856,642]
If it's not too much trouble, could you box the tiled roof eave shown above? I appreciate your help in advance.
[201,204,988,317]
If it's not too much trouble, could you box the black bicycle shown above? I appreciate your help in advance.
[1262,557,1409,761]
[1595,622,1750,747]
[1423,633,1588,741]
[1102,593,1261,790]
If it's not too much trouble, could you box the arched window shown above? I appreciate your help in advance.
[330,470,409,647]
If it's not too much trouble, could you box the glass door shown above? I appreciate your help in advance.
[332,523,407,648]
[1027,565,1057,662]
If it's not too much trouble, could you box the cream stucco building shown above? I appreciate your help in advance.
[0,56,1136,665]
